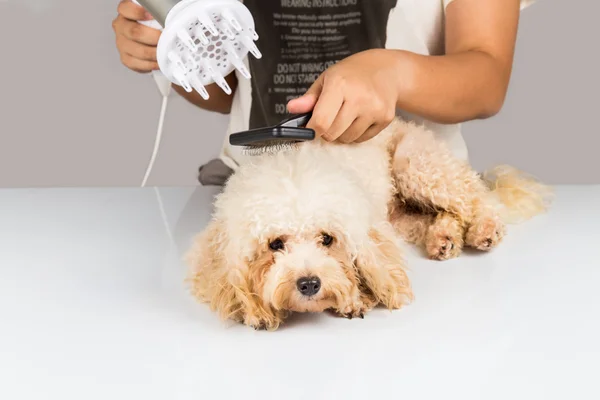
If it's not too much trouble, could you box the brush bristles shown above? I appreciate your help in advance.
[241,141,301,156]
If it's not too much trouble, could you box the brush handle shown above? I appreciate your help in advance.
[279,112,313,128]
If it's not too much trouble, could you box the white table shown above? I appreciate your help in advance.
[1,185,599,400]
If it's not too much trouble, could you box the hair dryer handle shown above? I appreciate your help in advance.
[131,0,164,29]
[129,0,171,96]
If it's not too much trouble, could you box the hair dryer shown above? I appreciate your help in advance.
[134,0,260,98]
[131,0,262,187]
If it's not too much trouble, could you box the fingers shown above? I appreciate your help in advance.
[325,103,357,142]
[353,108,396,143]
[303,74,324,99]
[120,53,160,73]
[334,99,396,143]
[117,0,154,21]
[354,123,384,143]
[114,16,161,46]
[287,75,323,114]
[286,93,317,114]
[118,36,157,61]
[315,101,389,144]
[306,80,344,139]
[113,1,161,73]
[290,58,396,144]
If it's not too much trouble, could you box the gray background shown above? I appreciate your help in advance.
[0,0,597,187]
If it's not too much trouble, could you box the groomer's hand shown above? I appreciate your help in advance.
[112,0,161,73]
[287,49,401,143]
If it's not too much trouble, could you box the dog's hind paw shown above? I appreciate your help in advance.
[425,213,464,261]
[465,216,505,251]
[425,231,462,260]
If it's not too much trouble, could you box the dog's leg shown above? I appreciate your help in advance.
[390,203,465,260]
[391,133,488,223]
[389,202,435,246]
[464,197,506,251]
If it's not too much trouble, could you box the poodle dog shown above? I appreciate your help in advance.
[185,118,552,330]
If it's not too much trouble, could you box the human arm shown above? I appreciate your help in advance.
[394,0,522,124]
[170,72,238,114]
[112,0,236,114]
[287,0,522,142]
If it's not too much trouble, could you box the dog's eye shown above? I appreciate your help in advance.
[269,238,285,251]
[321,233,334,247]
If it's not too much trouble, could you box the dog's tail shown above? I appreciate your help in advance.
[481,164,554,224]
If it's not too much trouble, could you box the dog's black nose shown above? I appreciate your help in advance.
[296,276,321,296]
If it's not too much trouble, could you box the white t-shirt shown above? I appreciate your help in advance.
[215,0,537,172]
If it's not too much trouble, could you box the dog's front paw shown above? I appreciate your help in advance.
[465,216,505,251]
[248,319,269,331]
[337,300,371,320]
[243,312,285,331]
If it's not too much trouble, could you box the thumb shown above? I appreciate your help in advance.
[286,75,323,114]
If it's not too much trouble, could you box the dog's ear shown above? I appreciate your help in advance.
[185,219,283,330]
[354,222,413,309]
[185,218,248,323]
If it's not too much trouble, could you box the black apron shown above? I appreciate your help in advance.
[198,0,398,186]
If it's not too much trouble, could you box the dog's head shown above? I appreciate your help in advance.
[186,151,409,329]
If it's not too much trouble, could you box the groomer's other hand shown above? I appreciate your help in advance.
[112,0,161,73]
[287,49,400,143]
